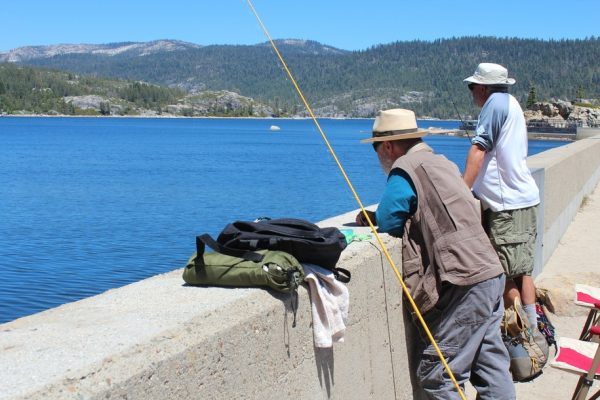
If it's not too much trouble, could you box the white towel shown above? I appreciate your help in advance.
[303,263,349,348]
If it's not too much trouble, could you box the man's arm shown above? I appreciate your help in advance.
[375,170,417,237]
[464,93,507,188]
[354,170,416,237]
[355,210,376,226]
[463,143,486,188]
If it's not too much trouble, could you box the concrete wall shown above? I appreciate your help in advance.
[0,212,416,400]
[576,127,600,140]
[528,135,600,274]
[2,136,600,400]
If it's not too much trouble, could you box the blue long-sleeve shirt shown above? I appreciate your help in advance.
[375,169,418,237]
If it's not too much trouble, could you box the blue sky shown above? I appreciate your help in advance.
[2,0,599,52]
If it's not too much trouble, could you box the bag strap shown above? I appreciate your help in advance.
[194,236,206,268]
[332,267,351,283]
[242,219,324,240]
[197,234,264,262]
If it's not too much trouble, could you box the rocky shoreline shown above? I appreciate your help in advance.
[4,98,598,136]
[524,100,600,128]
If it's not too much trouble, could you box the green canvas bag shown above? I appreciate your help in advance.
[182,249,305,294]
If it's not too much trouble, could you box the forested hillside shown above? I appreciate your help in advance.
[0,64,185,115]
[2,37,599,118]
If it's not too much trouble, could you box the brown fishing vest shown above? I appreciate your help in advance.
[393,145,504,313]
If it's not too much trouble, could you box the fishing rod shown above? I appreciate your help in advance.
[451,99,473,140]
[245,1,466,398]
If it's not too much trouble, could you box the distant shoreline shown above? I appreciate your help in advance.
[0,114,572,141]
[1,114,370,120]
[0,113,460,122]
[0,114,573,141]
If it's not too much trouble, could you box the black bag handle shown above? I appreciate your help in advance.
[194,236,206,268]
[197,234,264,263]
[332,267,351,283]
[233,219,324,240]
[265,219,325,239]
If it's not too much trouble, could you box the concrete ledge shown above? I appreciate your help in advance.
[1,211,415,400]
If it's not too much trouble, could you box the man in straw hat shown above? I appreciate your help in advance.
[356,108,515,399]
[463,63,541,330]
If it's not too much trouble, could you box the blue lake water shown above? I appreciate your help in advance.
[0,117,568,323]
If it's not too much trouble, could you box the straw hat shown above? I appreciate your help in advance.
[361,109,430,144]
[463,63,516,86]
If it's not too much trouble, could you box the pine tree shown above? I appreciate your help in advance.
[99,101,111,115]
[576,85,586,100]
[526,84,538,109]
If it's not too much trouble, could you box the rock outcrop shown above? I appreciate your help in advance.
[524,100,600,127]
[62,90,276,118]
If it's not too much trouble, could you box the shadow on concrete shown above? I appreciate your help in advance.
[315,347,335,397]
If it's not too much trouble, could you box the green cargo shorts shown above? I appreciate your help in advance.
[483,205,538,278]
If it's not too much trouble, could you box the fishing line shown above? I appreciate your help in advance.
[451,98,473,140]
[245,1,466,398]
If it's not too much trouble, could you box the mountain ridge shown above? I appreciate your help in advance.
[0,40,203,62]
[1,37,599,118]
[0,39,346,62]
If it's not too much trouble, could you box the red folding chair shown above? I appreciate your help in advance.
[575,284,600,341]
[551,326,600,399]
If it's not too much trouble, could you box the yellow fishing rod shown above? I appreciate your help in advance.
[245,1,466,399]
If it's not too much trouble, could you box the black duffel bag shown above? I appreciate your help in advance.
[196,218,350,282]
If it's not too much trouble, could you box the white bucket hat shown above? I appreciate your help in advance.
[361,108,430,143]
[463,63,516,86]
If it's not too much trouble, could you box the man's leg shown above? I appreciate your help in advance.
[470,276,516,399]
[515,275,536,304]
[485,206,538,326]
[503,278,520,307]
[515,274,537,327]
[416,276,515,400]
[504,277,537,328]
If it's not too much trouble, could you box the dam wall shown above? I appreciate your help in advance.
[2,135,600,399]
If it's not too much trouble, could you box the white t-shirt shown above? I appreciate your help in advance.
[471,92,540,211]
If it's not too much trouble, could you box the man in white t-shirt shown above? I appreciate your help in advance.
[463,63,540,329]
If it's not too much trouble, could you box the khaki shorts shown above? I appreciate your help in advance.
[483,206,538,278]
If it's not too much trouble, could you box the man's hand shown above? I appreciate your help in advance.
[355,210,376,226]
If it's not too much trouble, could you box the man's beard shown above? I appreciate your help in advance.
[379,155,394,176]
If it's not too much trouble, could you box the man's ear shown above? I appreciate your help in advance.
[382,141,399,157]
[381,141,393,154]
